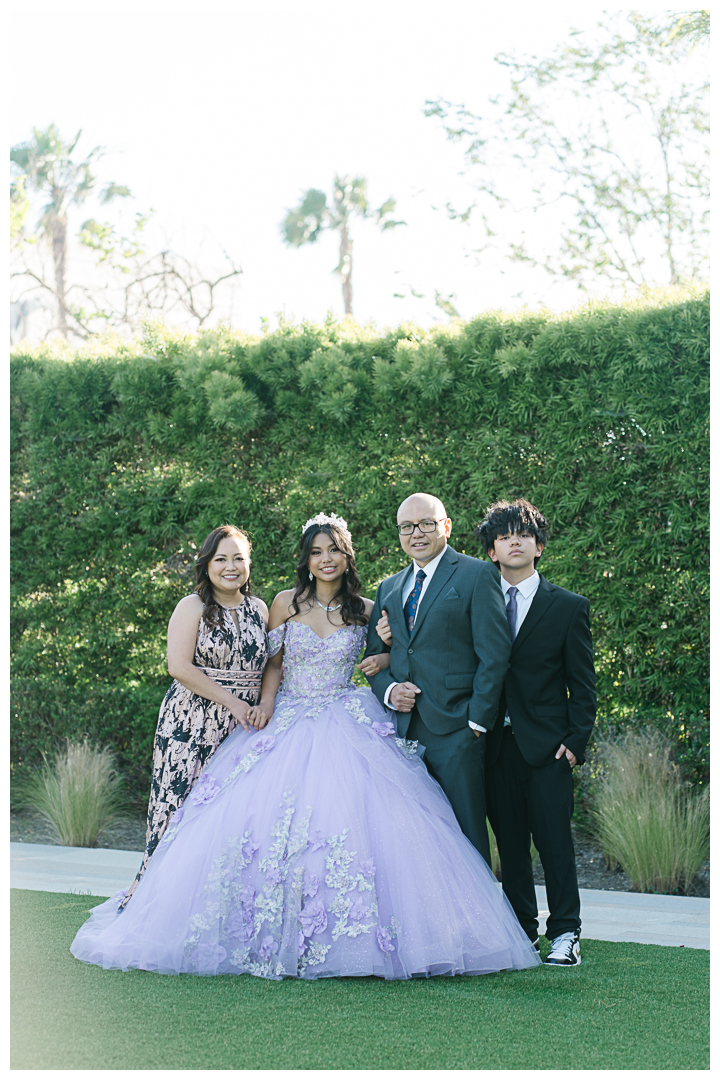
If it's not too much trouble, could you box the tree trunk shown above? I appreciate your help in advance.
[51,211,69,337]
[339,225,353,315]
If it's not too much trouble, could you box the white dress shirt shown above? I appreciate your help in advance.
[400,543,449,606]
[498,569,540,727]
[383,545,449,707]
[466,569,541,733]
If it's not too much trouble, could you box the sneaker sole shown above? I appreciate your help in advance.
[544,957,581,967]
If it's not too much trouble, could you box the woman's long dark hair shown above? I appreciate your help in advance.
[290,523,368,626]
[195,525,253,628]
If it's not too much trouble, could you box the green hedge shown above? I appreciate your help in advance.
[11,286,709,801]
[10,678,161,808]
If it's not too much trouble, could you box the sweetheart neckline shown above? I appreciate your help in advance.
[281,621,363,643]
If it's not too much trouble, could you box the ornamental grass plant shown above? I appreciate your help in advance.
[486,820,538,879]
[592,730,709,894]
[487,820,501,876]
[16,738,127,847]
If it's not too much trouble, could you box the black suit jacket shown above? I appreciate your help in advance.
[366,546,512,737]
[486,574,596,769]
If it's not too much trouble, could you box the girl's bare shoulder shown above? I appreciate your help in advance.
[267,589,297,630]
[271,588,296,612]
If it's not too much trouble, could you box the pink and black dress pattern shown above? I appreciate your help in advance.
[120,598,267,907]
[72,619,540,980]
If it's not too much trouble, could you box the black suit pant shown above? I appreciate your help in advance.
[407,709,491,865]
[486,726,580,941]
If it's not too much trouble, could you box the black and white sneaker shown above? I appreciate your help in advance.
[545,930,581,966]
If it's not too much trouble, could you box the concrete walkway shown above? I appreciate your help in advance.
[534,884,708,950]
[11,842,142,900]
[11,842,709,950]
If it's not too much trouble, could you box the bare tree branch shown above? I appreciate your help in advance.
[424,12,709,292]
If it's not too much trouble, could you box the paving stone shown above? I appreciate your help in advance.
[10,842,709,950]
[535,884,708,949]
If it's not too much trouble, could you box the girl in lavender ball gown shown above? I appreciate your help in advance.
[71,513,540,980]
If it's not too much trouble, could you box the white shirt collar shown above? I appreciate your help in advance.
[413,543,448,581]
[501,569,540,597]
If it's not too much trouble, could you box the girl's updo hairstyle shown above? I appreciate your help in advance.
[195,524,253,628]
[291,522,368,626]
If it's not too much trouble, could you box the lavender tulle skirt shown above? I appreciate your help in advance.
[71,685,540,980]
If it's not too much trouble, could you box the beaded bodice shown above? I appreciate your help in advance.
[268,620,367,701]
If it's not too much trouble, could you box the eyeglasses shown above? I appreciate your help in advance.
[397,518,447,536]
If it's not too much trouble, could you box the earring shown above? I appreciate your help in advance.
[308,571,314,581]
[345,568,349,574]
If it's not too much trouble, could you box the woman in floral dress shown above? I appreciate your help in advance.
[121,524,269,907]
[72,513,539,980]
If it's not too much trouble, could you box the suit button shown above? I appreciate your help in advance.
[408,648,414,654]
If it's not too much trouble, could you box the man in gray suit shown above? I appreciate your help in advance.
[365,492,511,864]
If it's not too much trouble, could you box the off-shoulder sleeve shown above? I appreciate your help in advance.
[268,623,287,658]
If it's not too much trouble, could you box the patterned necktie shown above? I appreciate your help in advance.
[404,568,427,635]
[506,586,519,642]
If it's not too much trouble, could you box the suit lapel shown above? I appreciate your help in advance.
[388,565,414,643]
[409,546,459,639]
[512,575,557,653]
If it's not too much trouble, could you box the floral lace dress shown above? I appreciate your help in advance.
[72,620,540,979]
[121,598,267,907]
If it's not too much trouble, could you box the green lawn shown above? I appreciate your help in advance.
[11,889,709,1070]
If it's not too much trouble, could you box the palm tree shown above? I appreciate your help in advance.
[10,124,130,336]
[282,175,404,315]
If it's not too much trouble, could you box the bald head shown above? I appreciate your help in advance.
[397,492,447,523]
[396,492,452,566]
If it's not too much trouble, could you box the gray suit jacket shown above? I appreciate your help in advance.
[366,546,512,737]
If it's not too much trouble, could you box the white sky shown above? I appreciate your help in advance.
[9,1,691,333]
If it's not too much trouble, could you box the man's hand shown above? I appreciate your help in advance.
[389,681,421,712]
[376,608,392,646]
[555,743,577,767]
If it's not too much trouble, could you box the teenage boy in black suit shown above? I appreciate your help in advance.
[476,499,596,967]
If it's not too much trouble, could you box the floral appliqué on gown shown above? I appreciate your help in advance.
[71,620,541,979]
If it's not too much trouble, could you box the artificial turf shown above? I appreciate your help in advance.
[11,889,709,1071]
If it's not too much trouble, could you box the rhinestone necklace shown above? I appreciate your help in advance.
[315,598,342,612]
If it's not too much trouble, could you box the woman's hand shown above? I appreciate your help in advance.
[229,698,253,733]
[359,652,391,677]
[247,701,274,730]
[376,608,393,646]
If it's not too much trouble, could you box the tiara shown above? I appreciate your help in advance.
[302,512,352,541]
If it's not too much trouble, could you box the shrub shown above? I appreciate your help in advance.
[15,738,127,847]
[592,730,709,893]
[10,286,709,792]
[11,677,162,809]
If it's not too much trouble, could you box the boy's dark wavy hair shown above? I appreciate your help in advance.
[290,523,368,626]
[475,498,549,568]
